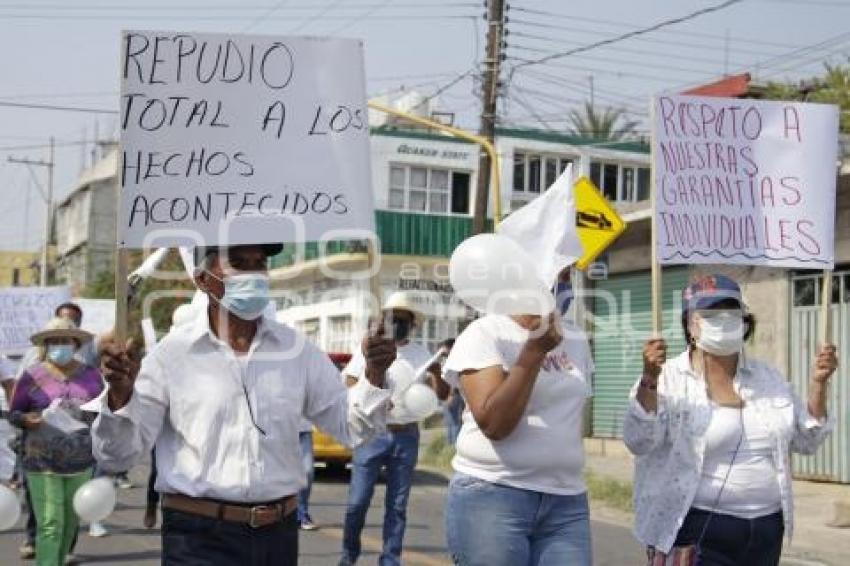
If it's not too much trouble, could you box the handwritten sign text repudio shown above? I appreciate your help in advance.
[118,31,375,248]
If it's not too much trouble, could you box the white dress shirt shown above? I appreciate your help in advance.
[84,315,389,503]
[623,350,832,553]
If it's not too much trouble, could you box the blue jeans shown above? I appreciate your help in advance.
[162,508,298,565]
[297,432,314,523]
[341,427,419,566]
[445,473,592,566]
[674,508,784,565]
[443,394,464,445]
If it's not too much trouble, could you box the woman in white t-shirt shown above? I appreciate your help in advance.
[443,270,593,566]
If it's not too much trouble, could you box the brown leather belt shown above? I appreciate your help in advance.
[162,493,297,529]
[387,422,419,433]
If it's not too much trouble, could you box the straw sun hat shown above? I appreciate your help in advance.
[30,317,93,347]
[382,291,425,326]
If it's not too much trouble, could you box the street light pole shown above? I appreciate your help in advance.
[472,0,506,234]
[8,136,55,286]
[43,137,55,286]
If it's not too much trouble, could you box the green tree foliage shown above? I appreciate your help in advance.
[762,63,850,133]
[82,250,195,343]
[567,102,640,141]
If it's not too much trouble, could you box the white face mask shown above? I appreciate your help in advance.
[695,311,745,356]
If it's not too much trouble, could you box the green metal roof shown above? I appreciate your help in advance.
[268,210,488,269]
[369,125,649,154]
[495,127,650,154]
[369,125,474,145]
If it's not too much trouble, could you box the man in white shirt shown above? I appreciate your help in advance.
[340,292,448,566]
[85,244,395,566]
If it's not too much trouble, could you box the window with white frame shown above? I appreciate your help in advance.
[792,270,850,306]
[589,161,650,203]
[513,152,574,194]
[326,315,354,353]
[416,316,476,353]
[388,164,471,214]
[297,318,321,345]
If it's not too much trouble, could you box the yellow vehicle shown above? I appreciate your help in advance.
[312,352,353,471]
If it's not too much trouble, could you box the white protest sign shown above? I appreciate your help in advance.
[0,286,71,354]
[119,31,375,249]
[652,94,839,269]
[74,298,116,336]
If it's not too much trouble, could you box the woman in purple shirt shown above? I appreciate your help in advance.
[9,318,103,566]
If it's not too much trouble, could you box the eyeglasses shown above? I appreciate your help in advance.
[242,382,267,436]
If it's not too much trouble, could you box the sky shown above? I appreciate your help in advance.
[0,0,847,251]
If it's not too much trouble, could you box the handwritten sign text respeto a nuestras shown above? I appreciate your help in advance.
[118,31,375,248]
[652,94,839,269]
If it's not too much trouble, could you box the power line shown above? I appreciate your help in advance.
[751,0,850,6]
[290,0,346,33]
[0,140,100,152]
[370,72,459,82]
[0,100,117,114]
[507,87,557,130]
[240,0,290,33]
[508,4,797,49]
[0,1,478,10]
[517,70,650,116]
[0,13,476,21]
[509,0,744,72]
[508,44,727,76]
[505,55,680,84]
[508,29,783,60]
[670,30,850,92]
[508,32,757,69]
[327,0,392,35]
[413,68,477,112]
[508,47,712,78]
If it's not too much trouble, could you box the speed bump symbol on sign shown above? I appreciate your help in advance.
[574,176,626,271]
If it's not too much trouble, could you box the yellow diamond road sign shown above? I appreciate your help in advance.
[574,176,626,271]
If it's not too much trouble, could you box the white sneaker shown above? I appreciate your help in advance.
[88,521,108,538]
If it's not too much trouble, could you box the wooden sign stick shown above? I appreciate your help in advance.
[114,248,130,343]
[819,269,833,346]
[649,99,663,335]
[366,238,383,320]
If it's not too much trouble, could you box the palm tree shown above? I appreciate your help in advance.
[566,102,639,141]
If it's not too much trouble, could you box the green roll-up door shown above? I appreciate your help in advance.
[590,267,689,437]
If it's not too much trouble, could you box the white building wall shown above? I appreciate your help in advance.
[370,132,479,213]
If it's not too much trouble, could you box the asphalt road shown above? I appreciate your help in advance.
[0,465,644,565]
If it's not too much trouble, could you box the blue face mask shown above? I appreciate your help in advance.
[47,344,76,366]
[553,281,573,315]
[208,272,270,321]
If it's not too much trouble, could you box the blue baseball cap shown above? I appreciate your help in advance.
[682,274,743,314]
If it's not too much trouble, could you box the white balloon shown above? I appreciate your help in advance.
[0,484,20,531]
[449,234,554,316]
[402,384,440,420]
[73,477,117,523]
[386,362,416,404]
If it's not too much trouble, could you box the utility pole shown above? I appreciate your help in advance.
[8,136,55,286]
[472,0,506,234]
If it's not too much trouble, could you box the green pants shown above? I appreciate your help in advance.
[27,469,92,566]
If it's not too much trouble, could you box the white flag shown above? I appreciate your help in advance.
[497,164,583,289]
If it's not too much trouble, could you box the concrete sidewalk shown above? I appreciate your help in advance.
[584,438,850,566]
